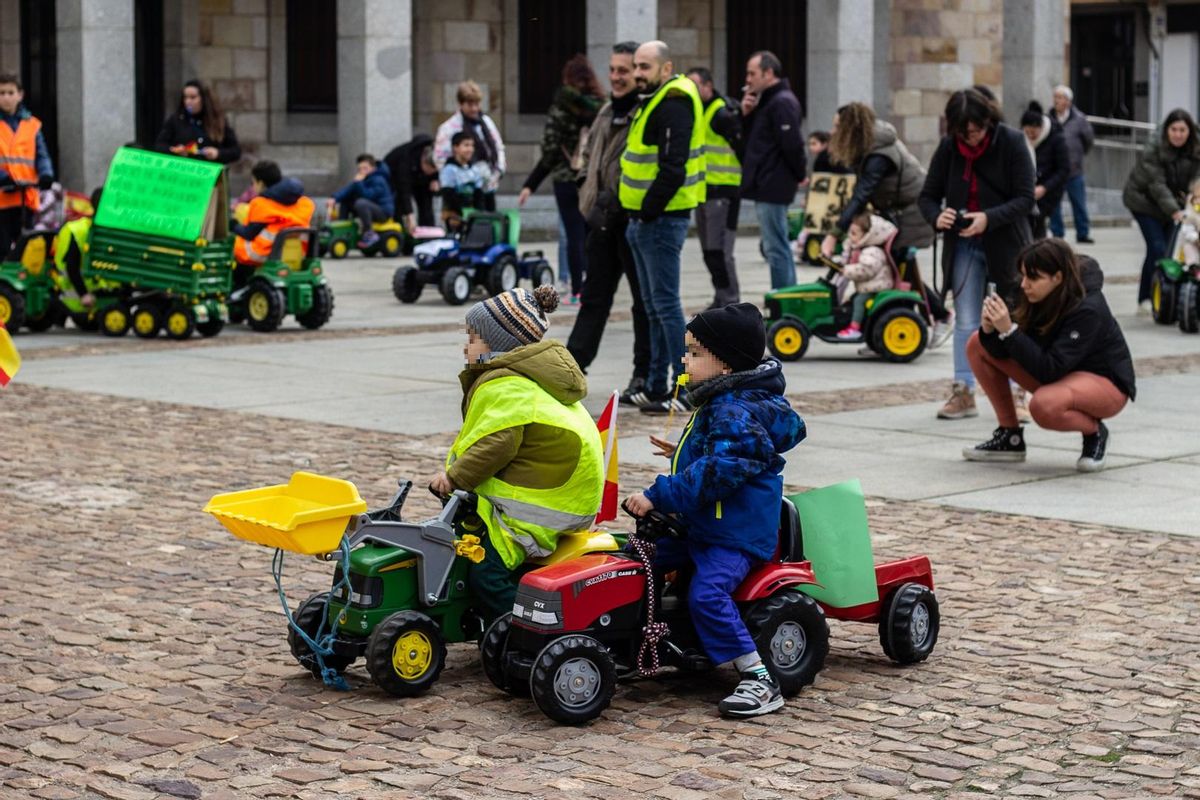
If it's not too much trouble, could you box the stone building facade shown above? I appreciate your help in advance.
[3,0,1082,195]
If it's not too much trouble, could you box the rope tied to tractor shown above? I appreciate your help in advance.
[272,537,354,691]
[629,535,670,677]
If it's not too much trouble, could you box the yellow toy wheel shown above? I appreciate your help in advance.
[0,283,25,329]
[164,304,195,340]
[767,318,809,361]
[132,306,161,338]
[100,303,131,337]
[382,233,402,255]
[1150,270,1177,325]
[330,239,349,259]
[366,611,446,697]
[871,306,927,363]
[804,236,824,265]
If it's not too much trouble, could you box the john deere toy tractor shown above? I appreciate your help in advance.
[1149,222,1199,333]
[0,230,62,332]
[764,254,929,363]
[319,217,405,259]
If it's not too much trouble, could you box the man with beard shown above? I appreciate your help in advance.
[619,41,706,415]
[565,41,653,406]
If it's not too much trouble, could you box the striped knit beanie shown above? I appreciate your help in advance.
[465,285,560,353]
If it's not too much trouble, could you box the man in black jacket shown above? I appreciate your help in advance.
[739,51,806,289]
[383,134,439,231]
[620,40,705,414]
[688,67,743,307]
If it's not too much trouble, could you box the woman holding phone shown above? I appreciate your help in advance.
[962,239,1135,472]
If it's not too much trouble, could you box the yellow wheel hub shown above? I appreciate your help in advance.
[104,309,127,332]
[134,312,156,335]
[167,312,189,336]
[0,296,11,324]
[248,292,270,321]
[882,317,921,356]
[391,631,433,679]
[384,237,400,254]
[773,326,803,356]
[331,240,348,257]
[1152,282,1161,313]
[806,238,822,260]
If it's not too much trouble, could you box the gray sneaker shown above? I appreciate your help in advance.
[718,671,784,718]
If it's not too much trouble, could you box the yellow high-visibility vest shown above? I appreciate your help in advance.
[619,75,706,212]
[702,97,741,187]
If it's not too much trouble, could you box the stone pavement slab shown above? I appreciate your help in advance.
[2,384,1199,800]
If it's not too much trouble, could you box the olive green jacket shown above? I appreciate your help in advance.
[1122,134,1200,222]
[447,340,589,492]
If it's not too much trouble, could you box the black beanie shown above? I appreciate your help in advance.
[686,302,766,373]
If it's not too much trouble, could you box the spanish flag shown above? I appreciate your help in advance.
[0,320,20,387]
[594,390,620,524]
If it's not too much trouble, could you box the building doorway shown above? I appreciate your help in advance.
[1071,8,1136,120]
[135,0,165,147]
[726,0,807,109]
[18,0,57,169]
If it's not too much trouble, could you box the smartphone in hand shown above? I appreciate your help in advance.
[986,281,998,298]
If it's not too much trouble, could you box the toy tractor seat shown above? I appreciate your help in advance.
[13,231,54,276]
[270,227,319,270]
[461,212,509,251]
[777,498,803,562]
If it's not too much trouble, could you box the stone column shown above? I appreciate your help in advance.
[806,0,874,130]
[872,0,892,117]
[1002,0,1065,121]
[56,0,136,190]
[0,0,20,74]
[337,0,412,179]
[586,0,656,85]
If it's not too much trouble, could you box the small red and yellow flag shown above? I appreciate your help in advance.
[0,320,20,387]
[594,390,620,524]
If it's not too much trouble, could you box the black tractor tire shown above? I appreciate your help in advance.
[485,254,520,297]
[1150,270,1177,325]
[196,317,225,338]
[131,304,163,339]
[297,284,334,330]
[529,635,617,725]
[245,279,286,332]
[392,266,423,304]
[1178,281,1199,334]
[440,267,473,306]
[878,583,940,665]
[163,303,196,340]
[744,591,829,697]
[381,233,403,257]
[288,592,356,678]
[366,610,447,697]
[766,318,810,361]
[24,303,61,332]
[532,263,555,289]
[479,612,529,697]
[100,302,132,337]
[870,306,928,363]
[0,283,26,330]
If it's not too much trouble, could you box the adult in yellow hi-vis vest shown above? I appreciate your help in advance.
[619,41,705,413]
[232,160,315,287]
[687,67,743,307]
[428,286,603,624]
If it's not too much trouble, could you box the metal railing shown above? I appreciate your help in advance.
[1084,115,1158,194]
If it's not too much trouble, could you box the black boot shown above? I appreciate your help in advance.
[962,426,1026,462]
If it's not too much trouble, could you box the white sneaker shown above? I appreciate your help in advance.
[929,313,955,350]
[1137,301,1152,317]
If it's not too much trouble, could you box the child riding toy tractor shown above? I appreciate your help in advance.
[1149,220,1200,333]
[392,209,554,306]
[484,479,940,725]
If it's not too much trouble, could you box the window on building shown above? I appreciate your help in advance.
[135,0,164,148]
[286,0,338,113]
[19,0,57,168]
[726,0,807,111]
[517,0,586,115]
[1071,10,1135,120]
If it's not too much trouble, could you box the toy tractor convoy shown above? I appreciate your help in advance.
[392,210,554,305]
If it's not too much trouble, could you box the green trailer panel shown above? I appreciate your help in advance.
[94,147,229,242]
[84,226,233,297]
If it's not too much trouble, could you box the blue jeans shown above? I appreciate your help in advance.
[1133,212,1173,304]
[626,216,689,395]
[951,237,987,387]
[556,215,569,284]
[654,538,757,665]
[756,201,795,289]
[1049,174,1090,239]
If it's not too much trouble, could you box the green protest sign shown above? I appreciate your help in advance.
[95,147,227,241]
[790,479,880,608]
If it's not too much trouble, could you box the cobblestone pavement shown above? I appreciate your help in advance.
[3,384,1198,800]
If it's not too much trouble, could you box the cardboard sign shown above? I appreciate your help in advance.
[789,479,879,609]
[95,147,228,242]
[803,171,858,236]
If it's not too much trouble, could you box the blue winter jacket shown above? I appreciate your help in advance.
[644,359,806,561]
[332,161,395,218]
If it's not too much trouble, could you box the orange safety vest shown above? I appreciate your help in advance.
[233,193,315,265]
[0,116,42,212]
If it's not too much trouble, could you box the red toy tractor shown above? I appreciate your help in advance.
[481,480,939,724]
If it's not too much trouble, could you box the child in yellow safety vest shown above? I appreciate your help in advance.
[428,285,604,623]
[52,188,104,308]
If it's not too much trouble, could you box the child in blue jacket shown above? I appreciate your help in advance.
[332,153,394,247]
[626,303,806,718]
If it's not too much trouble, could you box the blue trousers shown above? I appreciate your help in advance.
[654,538,757,665]
[626,216,689,396]
[756,201,796,289]
[1049,174,1090,240]
[951,237,987,387]
[1133,212,1173,304]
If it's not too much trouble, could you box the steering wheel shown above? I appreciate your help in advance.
[621,500,688,541]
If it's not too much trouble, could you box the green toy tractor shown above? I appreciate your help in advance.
[0,231,63,332]
[319,217,405,259]
[1149,223,1199,333]
[228,227,334,333]
[764,253,929,363]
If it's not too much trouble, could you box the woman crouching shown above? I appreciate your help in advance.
[963,238,1136,471]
